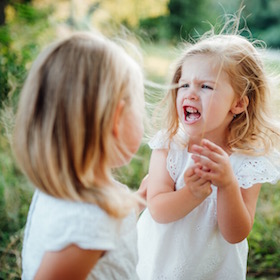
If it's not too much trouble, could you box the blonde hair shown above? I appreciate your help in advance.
[161,22,280,155]
[13,32,144,218]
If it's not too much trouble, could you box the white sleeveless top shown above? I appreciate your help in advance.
[22,189,139,280]
[137,131,280,280]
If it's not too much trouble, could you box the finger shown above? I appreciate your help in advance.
[195,181,212,197]
[191,154,217,172]
[201,139,226,156]
[185,168,204,185]
[186,172,201,184]
[184,166,195,178]
[191,145,223,164]
[194,177,210,187]
[203,185,212,196]
[139,174,149,189]
[137,175,149,198]
[193,166,214,182]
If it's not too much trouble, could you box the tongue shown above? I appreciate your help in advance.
[186,113,200,121]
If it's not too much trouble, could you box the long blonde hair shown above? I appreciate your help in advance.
[161,23,280,155]
[13,32,144,218]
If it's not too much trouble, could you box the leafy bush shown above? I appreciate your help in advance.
[0,120,33,279]
[0,3,53,107]
[247,182,280,277]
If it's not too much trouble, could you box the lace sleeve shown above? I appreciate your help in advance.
[236,153,280,189]
[148,130,184,182]
[148,130,169,149]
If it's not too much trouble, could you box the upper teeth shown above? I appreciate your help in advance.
[186,107,198,113]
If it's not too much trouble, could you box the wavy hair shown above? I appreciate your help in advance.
[161,19,280,155]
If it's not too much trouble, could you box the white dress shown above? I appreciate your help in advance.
[22,189,139,280]
[137,131,280,280]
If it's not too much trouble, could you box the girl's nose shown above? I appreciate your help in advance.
[187,86,199,100]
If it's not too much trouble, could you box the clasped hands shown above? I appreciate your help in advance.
[185,139,235,200]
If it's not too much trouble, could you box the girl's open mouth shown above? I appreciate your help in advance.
[184,106,201,123]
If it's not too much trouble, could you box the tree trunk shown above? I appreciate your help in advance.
[0,0,6,26]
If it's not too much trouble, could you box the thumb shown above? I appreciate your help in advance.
[184,166,195,179]
[138,174,149,195]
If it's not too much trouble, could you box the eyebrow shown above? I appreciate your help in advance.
[178,78,216,84]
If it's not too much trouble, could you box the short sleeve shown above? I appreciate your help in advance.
[148,130,170,149]
[36,192,119,252]
[148,130,186,182]
[235,153,280,189]
[22,190,139,280]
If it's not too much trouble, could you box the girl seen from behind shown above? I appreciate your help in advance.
[13,31,145,280]
[137,19,280,280]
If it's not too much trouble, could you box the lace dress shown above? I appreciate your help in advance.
[22,189,139,280]
[137,131,280,280]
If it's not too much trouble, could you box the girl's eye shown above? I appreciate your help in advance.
[180,84,189,88]
[202,84,213,90]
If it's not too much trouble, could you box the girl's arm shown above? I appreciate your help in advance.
[147,149,211,223]
[191,139,261,243]
[35,245,104,280]
[217,181,261,243]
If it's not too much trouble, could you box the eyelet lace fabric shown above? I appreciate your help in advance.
[137,131,280,280]
[235,153,280,188]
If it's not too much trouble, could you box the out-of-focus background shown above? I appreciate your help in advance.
[0,0,280,279]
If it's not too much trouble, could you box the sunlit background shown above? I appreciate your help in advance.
[0,1,280,279]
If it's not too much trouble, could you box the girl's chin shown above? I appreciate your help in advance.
[183,126,203,136]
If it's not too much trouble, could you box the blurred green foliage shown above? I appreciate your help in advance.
[0,1,280,279]
[0,3,53,107]
[138,0,280,47]
[139,0,213,42]
[0,120,33,279]
[242,0,280,48]
[0,4,54,278]
[247,183,280,277]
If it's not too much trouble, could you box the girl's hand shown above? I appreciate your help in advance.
[184,165,212,199]
[136,174,148,213]
[137,174,148,201]
[190,139,262,243]
[190,139,237,189]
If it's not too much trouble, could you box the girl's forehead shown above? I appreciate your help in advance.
[180,54,229,82]
[183,53,219,66]
[180,54,225,80]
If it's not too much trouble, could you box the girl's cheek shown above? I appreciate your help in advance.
[176,95,182,112]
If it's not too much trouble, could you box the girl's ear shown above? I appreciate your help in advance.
[112,99,125,138]
[230,96,249,115]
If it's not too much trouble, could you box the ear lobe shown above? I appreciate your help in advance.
[112,99,125,138]
[231,96,249,115]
